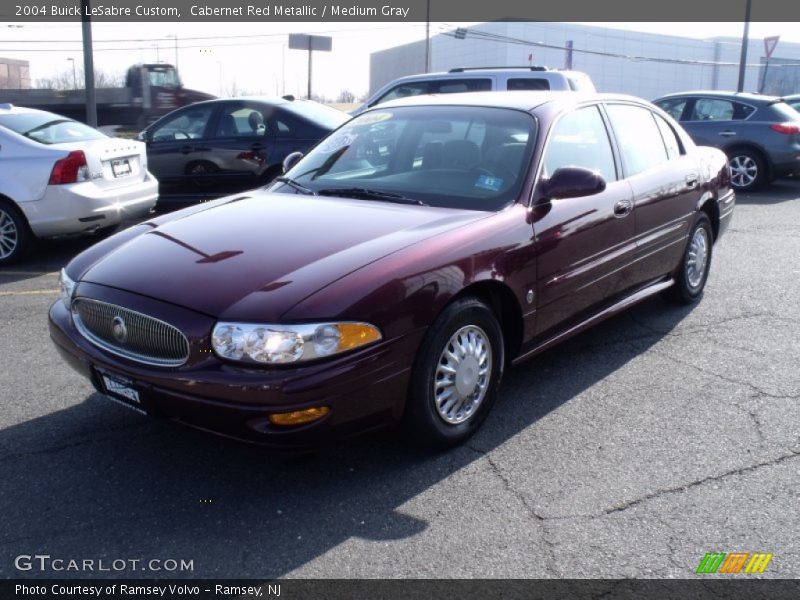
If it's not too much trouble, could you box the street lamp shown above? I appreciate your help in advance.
[67,57,77,89]
[165,34,178,68]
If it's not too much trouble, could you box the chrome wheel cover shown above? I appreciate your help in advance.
[433,325,492,425]
[686,227,709,289]
[730,155,757,189]
[0,208,19,259]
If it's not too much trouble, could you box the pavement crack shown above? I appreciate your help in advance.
[465,444,562,577]
[654,351,799,400]
[603,449,800,515]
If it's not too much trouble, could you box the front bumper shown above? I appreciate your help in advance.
[48,289,421,447]
[21,172,158,238]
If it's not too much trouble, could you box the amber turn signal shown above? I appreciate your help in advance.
[268,406,330,426]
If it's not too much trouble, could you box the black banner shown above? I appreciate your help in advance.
[1,0,799,22]
[4,579,800,600]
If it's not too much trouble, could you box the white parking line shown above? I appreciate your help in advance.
[0,289,58,297]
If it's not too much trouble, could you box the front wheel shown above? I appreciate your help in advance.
[665,214,713,304]
[404,297,504,448]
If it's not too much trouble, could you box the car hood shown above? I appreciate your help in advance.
[81,193,485,320]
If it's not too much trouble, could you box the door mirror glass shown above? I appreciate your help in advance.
[282,151,304,174]
[540,167,606,200]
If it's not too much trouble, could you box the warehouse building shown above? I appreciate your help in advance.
[370,22,800,100]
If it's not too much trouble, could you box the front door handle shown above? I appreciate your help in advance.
[614,199,633,218]
[179,145,193,154]
[251,142,265,150]
[718,131,737,137]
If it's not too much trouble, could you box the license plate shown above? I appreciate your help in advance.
[100,372,145,413]
[111,159,132,177]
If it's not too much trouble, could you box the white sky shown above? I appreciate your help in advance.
[2,21,799,99]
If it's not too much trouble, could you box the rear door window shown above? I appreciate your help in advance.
[507,78,551,91]
[430,78,492,94]
[213,104,269,138]
[605,104,669,176]
[687,98,753,122]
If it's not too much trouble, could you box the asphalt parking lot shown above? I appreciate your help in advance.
[1,182,799,580]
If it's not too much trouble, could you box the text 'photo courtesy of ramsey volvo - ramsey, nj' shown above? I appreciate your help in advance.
[50,91,734,449]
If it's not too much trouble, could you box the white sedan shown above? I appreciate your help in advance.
[0,104,158,264]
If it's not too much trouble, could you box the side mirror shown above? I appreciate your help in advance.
[282,151,304,174]
[539,167,606,200]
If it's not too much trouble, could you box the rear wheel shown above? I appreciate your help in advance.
[665,214,713,304]
[728,149,765,191]
[404,297,504,448]
[0,201,31,266]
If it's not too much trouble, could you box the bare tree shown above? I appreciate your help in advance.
[35,67,124,90]
[336,89,356,103]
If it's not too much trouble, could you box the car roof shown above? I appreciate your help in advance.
[386,68,586,84]
[654,90,783,104]
[0,103,58,117]
[373,91,653,113]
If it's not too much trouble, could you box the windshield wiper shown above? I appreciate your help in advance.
[273,176,316,196]
[317,187,428,206]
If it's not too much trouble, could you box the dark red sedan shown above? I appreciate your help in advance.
[49,92,734,448]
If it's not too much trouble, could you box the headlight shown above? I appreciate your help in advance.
[58,269,76,309]
[211,321,382,364]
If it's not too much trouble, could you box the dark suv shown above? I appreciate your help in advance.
[654,91,800,191]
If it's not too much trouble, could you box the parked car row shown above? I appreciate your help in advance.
[2,66,798,268]
[0,96,348,264]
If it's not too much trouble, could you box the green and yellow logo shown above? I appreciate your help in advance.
[696,552,773,574]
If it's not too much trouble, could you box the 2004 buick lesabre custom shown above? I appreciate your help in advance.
[49,92,735,448]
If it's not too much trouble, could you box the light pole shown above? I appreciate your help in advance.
[737,0,752,92]
[67,57,77,89]
[166,34,178,68]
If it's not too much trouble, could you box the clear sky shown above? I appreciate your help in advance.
[2,21,798,99]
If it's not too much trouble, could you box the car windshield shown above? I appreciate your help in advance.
[0,113,106,145]
[282,101,350,130]
[274,105,537,211]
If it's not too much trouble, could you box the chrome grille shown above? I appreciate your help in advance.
[72,298,190,367]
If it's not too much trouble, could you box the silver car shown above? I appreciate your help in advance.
[0,104,158,264]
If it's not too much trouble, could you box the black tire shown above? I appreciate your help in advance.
[92,224,119,238]
[186,161,219,188]
[404,297,504,448]
[727,148,766,192]
[665,213,713,304]
[0,200,32,266]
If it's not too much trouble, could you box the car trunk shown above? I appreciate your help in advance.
[52,138,148,190]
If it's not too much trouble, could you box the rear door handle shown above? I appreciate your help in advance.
[251,142,265,150]
[685,174,700,189]
[179,145,193,154]
[718,131,737,137]
[614,199,633,218]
